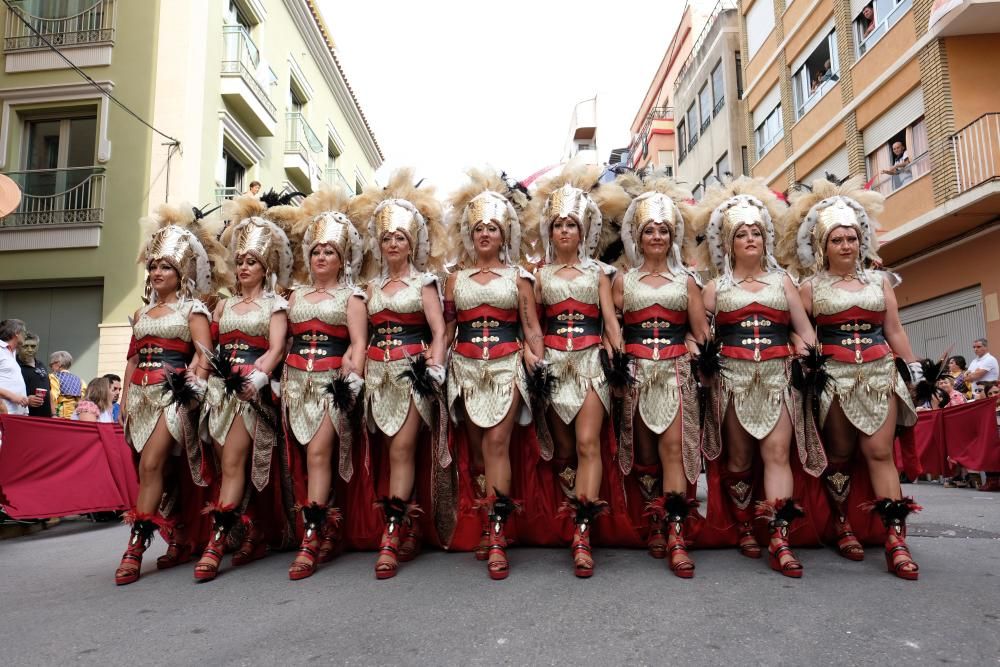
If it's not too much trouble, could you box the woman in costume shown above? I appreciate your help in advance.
[443,169,543,580]
[787,176,921,580]
[115,204,227,585]
[611,174,709,577]
[283,186,367,580]
[529,162,627,577]
[350,170,448,580]
[193,210,293,582]
[698,178,824,578]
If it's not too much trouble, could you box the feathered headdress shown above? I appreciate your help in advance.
[446,168,530,268]
[349,168,446,281]
[690,176,788,288]
[138,202,231,303]
[295,184,365,285]
[618,170,695,272]
[779,175,884,282]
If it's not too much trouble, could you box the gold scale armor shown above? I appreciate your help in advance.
[539,263,610,424]
[447,267,531,428]
[810,273,917,434]
[125,299,210,453]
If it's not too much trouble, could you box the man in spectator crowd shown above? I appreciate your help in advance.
[103,373,122,423]
[966,338,999,393]
[881,140,912,190]
[0,319,43,416]
[17,332,52,417]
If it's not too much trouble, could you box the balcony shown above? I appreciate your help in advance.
[629,106,673,168]
[285,112,322,191]
[953,113,1000,195]
[220,25,277,136]
[868,151,931,197]
[215,186,240,204]
[325,168,352,192]
[3,0,117,72]
[0,167,106,251]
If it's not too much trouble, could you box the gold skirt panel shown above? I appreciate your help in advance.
[544,346,610,425]
[282,366,351,444]
[365,357,434,436]
[124,383,184,453]
[634,354,702,484]
[820,356,918,436]
[718,357,789,441]
[447,352,529,429]
[203,376,257,445]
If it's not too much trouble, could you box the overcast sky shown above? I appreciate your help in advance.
[318,0,684,193]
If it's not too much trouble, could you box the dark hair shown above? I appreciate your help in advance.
[0,318,26,341]
[103,373,121,383]
[949,355,967,371]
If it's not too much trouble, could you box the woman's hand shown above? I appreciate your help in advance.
[523,347,540,371]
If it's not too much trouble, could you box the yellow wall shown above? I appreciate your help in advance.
[879,173,934,232]
[945,35,1000,129]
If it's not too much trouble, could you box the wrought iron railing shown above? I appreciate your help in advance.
[0,167,106,227]
[952,113,1000,195]
[285,112,323,158]
[326,168,352,192]
[221,25,276,118]
[4,0,116,51]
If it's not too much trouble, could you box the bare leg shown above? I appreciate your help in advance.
[573,391,606,501]
[658,415,685,495]
[217,416,253,507]
[723,404,755,474]
[135,415,178,516]
[386,402,423,500]
[481,391,520,497]
[859,397,902,501]
[306,415,335,504]
[822,399,860,463]
[758,407,794,501]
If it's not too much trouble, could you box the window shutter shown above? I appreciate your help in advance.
[863,87,924,154]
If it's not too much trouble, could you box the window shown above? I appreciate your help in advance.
[686,103,698,149]
[711,61,725,115]
[716,152,730,180]
[745,0,775,57]
[741,146,749,174]
[223,149,246,193]
[656,151,674,174]
[855,0,912,58]
[791,29,840,120]
[735,52,744,98]
[866,117,929,196]
[755,104,783,159]
[699,85,712,132]
[704,169,716,189]
[224,0,252,30]
[22,114,97,201]
[692,183,704,201]
[677,119,687,162]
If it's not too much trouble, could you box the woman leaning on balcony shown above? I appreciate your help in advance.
[787,176,922,581]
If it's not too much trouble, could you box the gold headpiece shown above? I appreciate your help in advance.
[148,226,197,271]
[546,184,589,223]
[303,212,364,284]
[632,193,677,237]
[467,192,512,236]
[721,199,766,249]
[374,201,419,245]
[813,198,861,250]
[234,220,275,269]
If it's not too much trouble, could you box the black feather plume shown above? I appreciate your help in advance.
[696,339,722,379]
[161,366,198,406]
[199,345,249,396]
[325,375,356,412]
[397,353,436,398]
[192,204,221,220]
[525,361,558,403]
[792,345,830,395]
[277,191,304,206]
[600,348,636,389]
[825,172,850,186]
[599,236,624,266]
[259,189,282,208]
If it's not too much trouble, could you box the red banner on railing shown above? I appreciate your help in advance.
[894,398,1000,476]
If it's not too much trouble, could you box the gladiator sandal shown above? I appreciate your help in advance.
[868,497,922,581]
[232,517,267,567]
[194,504,240,582]
[648,493,698,579]
[560,497,609,578]
[822,462,864,561]
[154,519,192,570]
[471,467,490,561]
[115,511,158,586]
[289,503,343,581]
[633,463,665,559]
[484,492,522,581]
[757,498,805,579]
[397,502,422,563]
[722,469,760,558]
[374,497,421,580]
[317,512,343,564]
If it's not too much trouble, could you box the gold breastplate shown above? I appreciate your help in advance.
[623,270,688,314]
[540,263,600,307]
[811,274,885,317]
[715,272,788,314]
[219,295,274,336]
[368,274,427,316]
[133,301,202,342]
[454,268,519,311]
[289,286,353,326]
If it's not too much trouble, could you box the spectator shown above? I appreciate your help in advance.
[881,141,912,190]
[16,332,53,417]
[937,376,966,407]
[103,373,122,423]
[981,383,1000,492]
[246,181,262,196]
[0,319,34,415]
[860,4,876,38]
[966,338,999,393]
[48,350,86,419]
[818,59,838,83]
[948,355,972,399]
[72,377,114,423]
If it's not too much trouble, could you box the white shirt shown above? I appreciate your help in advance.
[0,340,27,415]
[969,352,999,390]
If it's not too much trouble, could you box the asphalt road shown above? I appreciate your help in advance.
[1,481,998,666]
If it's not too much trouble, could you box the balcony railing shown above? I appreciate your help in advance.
[672,0,737,94]
[326,168,352,192]
[215,186,241,204]
[285,112,323,158]
[0,167,106,227]
[630,106,673,165]
[221,25,276,118]
[4,0,116,52]
[868,150,931,196]
[953,113,1000,195]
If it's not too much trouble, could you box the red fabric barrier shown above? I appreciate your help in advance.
[894,398,1000,476]
[0,414,138,519]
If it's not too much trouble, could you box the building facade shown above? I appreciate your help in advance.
[740,0,1000,356]
[0,0,383,381]
[672,0,747,198]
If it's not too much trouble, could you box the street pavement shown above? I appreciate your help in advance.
[1,481,998,666]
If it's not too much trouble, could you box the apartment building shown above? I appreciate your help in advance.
[0,0,383,381]
[673,1,748,198]
[740,0,1000,356]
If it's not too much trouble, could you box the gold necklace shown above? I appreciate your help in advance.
[735,273,765,285]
